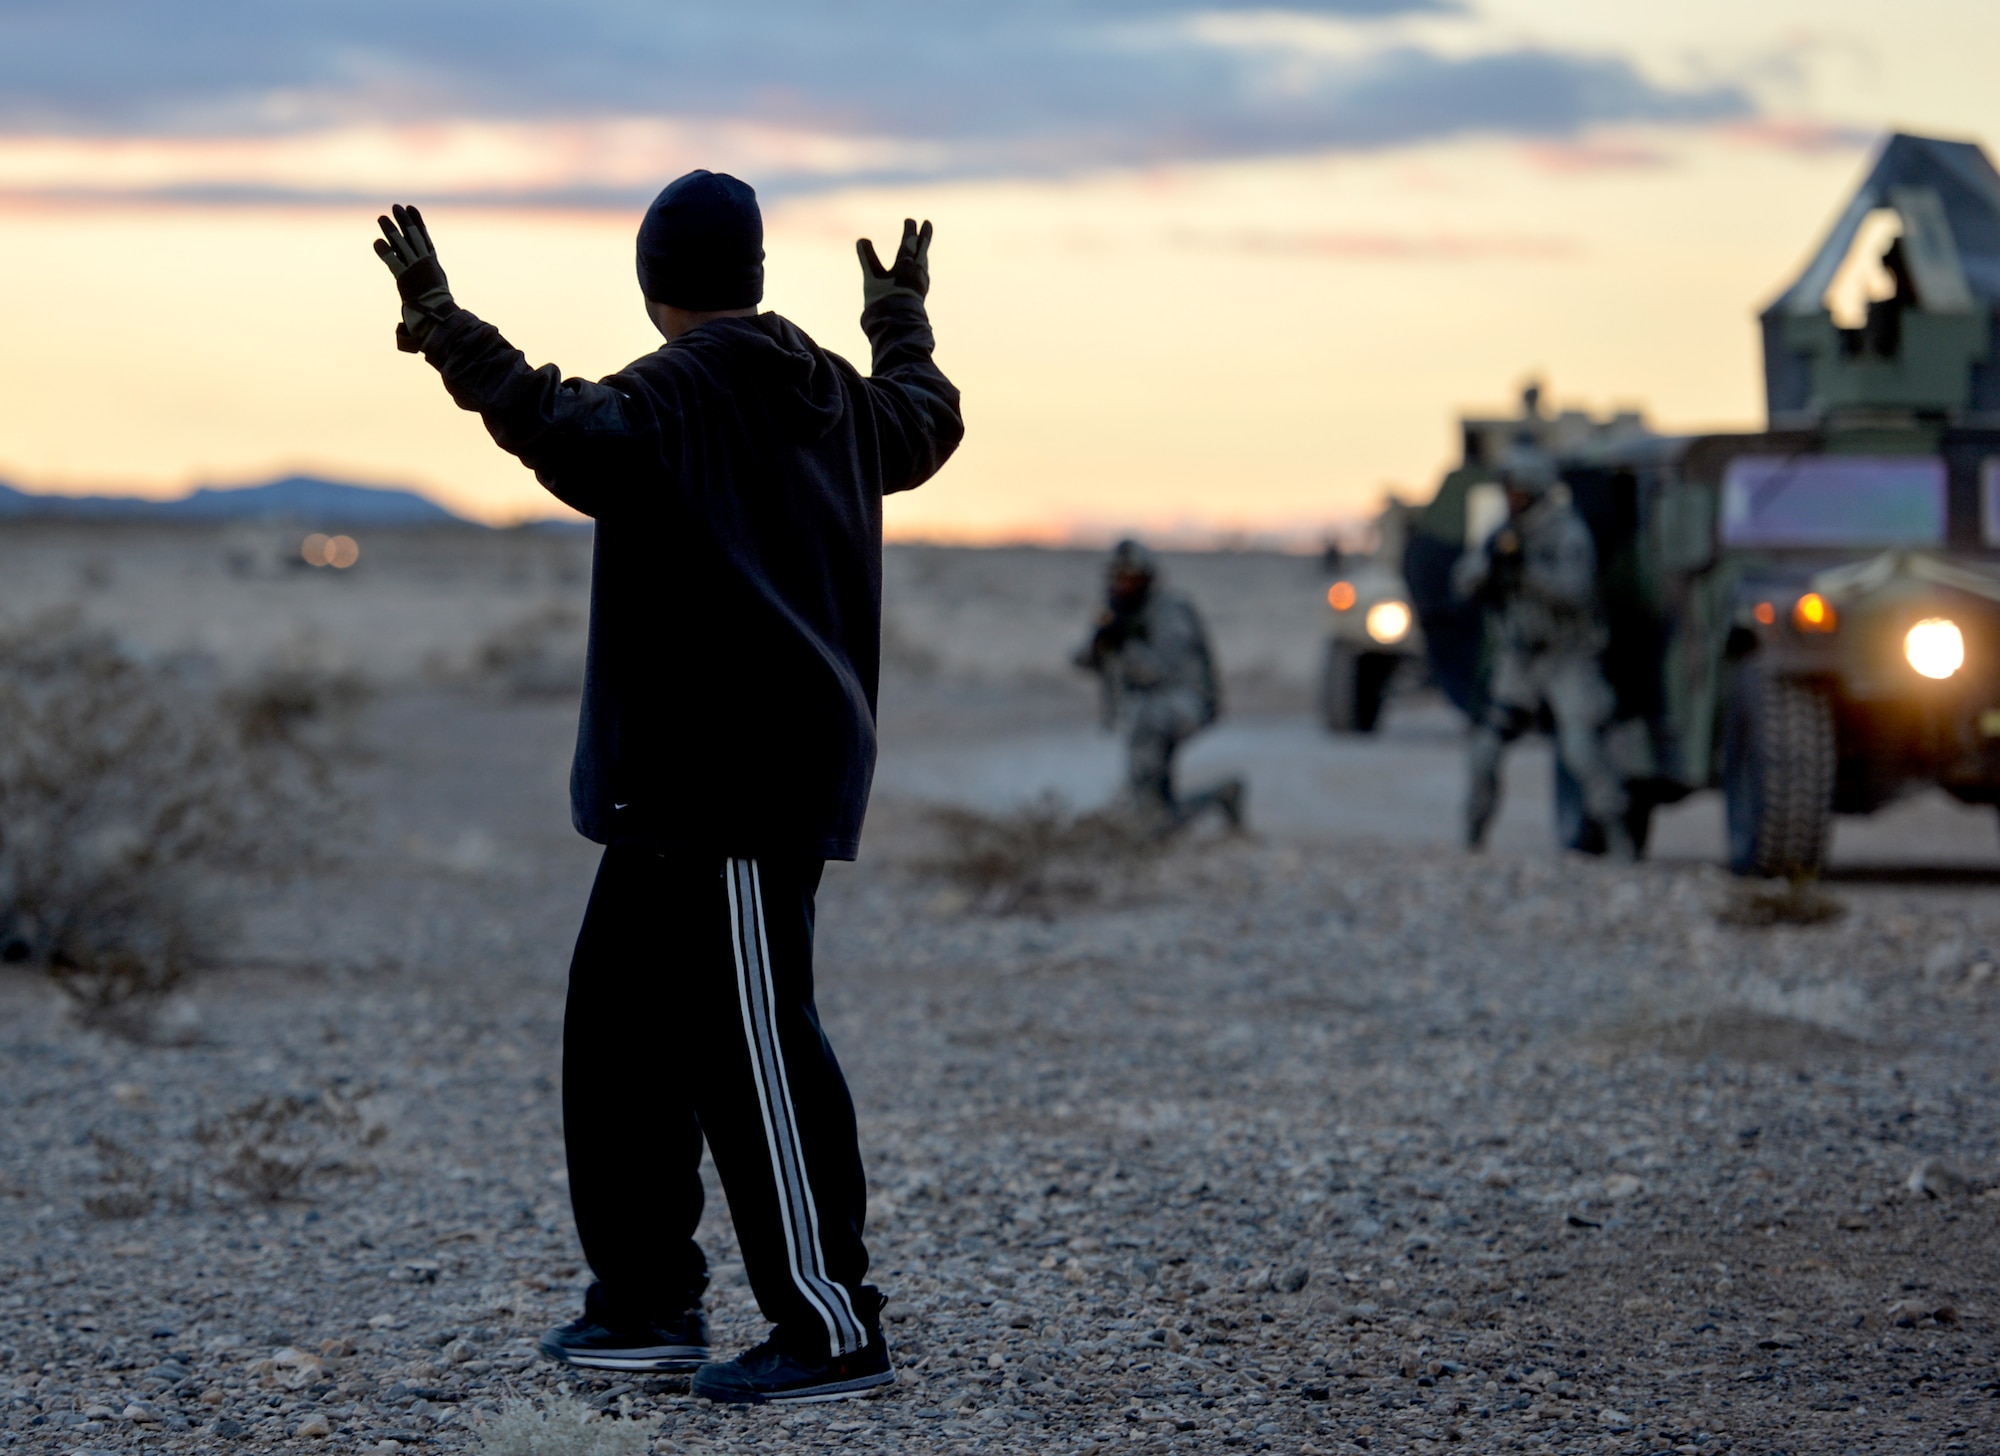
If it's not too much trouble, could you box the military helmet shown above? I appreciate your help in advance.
[1108,538,1158,580]
[1497,442,1559,495]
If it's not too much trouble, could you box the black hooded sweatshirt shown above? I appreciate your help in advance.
[418,295,962,860]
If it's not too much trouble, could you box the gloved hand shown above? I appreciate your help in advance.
[373,204,460,353]
[857,218,933,307]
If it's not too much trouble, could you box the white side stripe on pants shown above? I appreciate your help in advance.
[726,858,866,1355]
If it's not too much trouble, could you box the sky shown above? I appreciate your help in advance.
[2,1,1999,543]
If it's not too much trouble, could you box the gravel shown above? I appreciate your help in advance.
[3,685,1999,1456]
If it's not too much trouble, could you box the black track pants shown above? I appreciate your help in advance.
[562,846,873,1358]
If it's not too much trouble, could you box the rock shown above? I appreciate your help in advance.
[1277,1264,1311,1294]
[296,1413,333,1438]
[1599,1409,1634,1430]
[442,1337,478,1364]
[1886,1298,1958,1327]
[272,1347,328,1388]
[1923,940,1966,980]
[1906,1159,1969,1199]
[1603,1173,1643,1200]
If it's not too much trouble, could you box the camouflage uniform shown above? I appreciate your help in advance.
[1455,474,1630,857]
[1075,542,1243,834]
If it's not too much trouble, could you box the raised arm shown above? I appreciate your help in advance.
[373,204,659,519]
[855,219,964,494]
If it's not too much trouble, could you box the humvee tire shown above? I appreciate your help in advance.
[1318,641,1394,734]
[1724,664,1835,877]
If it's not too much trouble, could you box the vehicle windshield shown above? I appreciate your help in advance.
[1720,455,1946,548]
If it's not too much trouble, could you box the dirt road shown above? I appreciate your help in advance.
[1,531,1995,1455]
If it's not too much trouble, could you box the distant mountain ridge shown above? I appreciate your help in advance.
[0,474,469,527]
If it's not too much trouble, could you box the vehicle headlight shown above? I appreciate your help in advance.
[1904,617,1964,680]
[1365,600,1412,645]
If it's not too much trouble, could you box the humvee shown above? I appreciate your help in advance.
[1656,133,2000,875]
[1322,387,1657,736]
[1317,497,1423,733]
[1405,131,2000,871]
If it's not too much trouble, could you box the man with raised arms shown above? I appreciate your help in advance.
[372,171,962,1403]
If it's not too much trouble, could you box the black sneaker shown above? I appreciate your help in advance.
[692,1335,893,1404]
[539,1298,709,1372]
[691,1291,894,1405]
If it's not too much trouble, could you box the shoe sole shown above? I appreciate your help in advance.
[541,1344,709,1373]
[698,1369,896,1405]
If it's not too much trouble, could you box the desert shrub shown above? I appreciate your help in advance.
[921,795,1161,914]
[474,604,585,698]
[0,613,334,1034]
[81,1132,158,1219]
[475,1395,656,1456]
[226,658,371,755]
[195,1088,385,1201]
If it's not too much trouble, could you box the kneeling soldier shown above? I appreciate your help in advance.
[1074,539,1244,834]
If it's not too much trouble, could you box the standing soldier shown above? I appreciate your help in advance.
[1074,540,1245,834]
[373,174,962,1403]
[1454,447,1631,858]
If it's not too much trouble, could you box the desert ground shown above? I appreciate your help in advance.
[2,522,1998,1456]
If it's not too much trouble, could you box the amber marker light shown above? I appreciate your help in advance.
[1905,618,1964,680]
[326,535,360,569]
[1792,593,1836,633]
[1365,600,1413,645]
[1327,581,1357,611]
[1753,601,1776,625]
[301,533,331,566]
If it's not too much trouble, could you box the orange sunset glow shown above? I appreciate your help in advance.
[2,1,1998,542]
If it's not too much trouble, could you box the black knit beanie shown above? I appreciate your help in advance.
[635,170,765,310]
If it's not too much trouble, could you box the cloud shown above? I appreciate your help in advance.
[0,2,1751,201]
[1171,227,1578,261]
[1716,118,1874,156]
[1522,138,1675,174]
